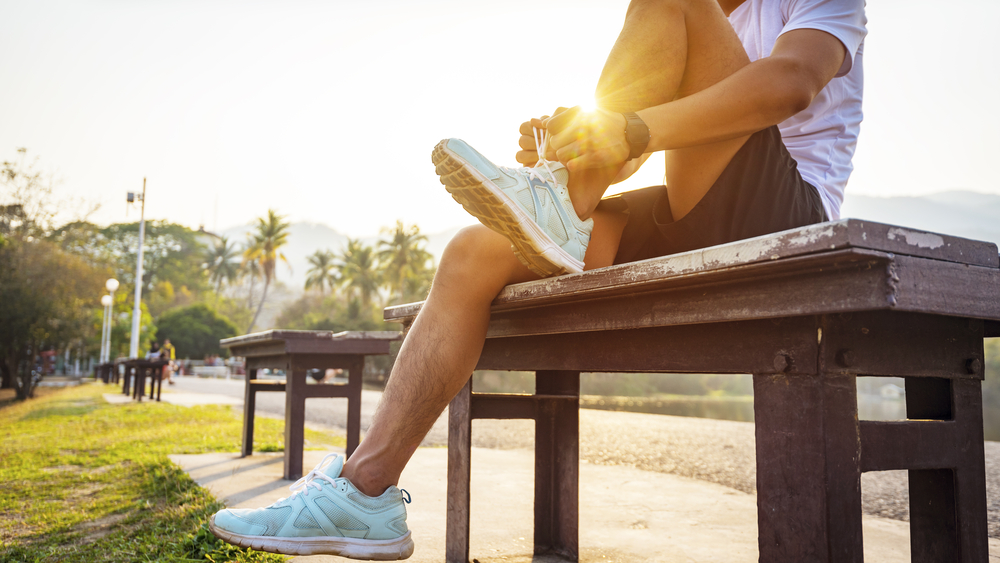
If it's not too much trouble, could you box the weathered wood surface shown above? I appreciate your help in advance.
[385,219,1000,326]
[474,311,984,379]
[221,330,400,356]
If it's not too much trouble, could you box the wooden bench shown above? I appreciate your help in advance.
[95,362,115,383]
[220,330,401,480]
[384,219,1000,563]
[119,358,169,402]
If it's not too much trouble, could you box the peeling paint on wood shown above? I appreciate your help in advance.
[887,227,945,249]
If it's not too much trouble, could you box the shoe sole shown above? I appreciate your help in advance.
[432,140,584,277]
[209,515,415,560]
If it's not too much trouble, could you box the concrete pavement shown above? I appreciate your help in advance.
[171,447,1000,562]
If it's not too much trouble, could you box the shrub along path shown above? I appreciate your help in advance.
[0,383,343,562]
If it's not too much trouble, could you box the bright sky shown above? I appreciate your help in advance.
[1,0,998,237]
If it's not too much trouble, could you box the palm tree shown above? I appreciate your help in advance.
[243,209,291,332]
[376,220,433,304]
[338,238,381,308]
[204,236,240,303]
[305,249,338,296]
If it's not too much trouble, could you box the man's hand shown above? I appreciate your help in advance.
[544,107,631,175]
[515,115,548,166]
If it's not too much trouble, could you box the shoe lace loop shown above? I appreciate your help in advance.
[280,452,340,502]
[501,126,559,186]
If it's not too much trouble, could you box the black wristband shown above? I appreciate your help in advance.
[622,112,651,161]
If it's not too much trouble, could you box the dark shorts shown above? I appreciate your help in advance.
[598,125,828,265]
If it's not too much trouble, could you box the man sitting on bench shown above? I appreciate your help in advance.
[210,0,867,558]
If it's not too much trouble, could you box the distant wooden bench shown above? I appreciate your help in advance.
[221,330,401,480]
[95,362,115,384]
[384,219,1000,563]
[119,358,170,402]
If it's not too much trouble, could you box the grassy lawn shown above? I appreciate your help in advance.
[0,383,345,562]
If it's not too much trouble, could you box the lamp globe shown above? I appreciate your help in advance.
[106,278,120,292]
[101,295,113,307]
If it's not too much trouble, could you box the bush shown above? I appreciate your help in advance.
[155,304,237,359]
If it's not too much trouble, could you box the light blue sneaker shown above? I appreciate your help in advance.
[209,454,414,560]
[432,138,593,277]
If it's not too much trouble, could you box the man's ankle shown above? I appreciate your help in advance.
[341,462,392,497]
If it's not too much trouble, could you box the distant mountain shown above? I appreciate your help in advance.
[840,190,1000,247]
[218,222,465,291]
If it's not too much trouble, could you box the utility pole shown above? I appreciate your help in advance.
[128,178,147,358]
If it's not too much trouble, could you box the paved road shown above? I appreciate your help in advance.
[170,376,1000,537]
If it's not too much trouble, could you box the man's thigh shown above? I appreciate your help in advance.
[598,0,754,221]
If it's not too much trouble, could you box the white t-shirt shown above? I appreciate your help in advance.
[728,0,867,220]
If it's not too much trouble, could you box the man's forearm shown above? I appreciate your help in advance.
[636,55,821,152]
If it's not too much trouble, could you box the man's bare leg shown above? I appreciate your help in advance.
[342,0,752,497]
[342,215,625,496]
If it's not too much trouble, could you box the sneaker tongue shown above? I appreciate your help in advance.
[321,455,345,479]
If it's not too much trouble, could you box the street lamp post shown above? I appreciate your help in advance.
[102,278,119,363]
[100,294,113,363]
[128,179,146,359]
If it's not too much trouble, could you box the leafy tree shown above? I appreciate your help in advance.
[204,236,241,301]
[242,209,291,333]
[338,238,381,308]
[50,219,212,319]
[0,149,105,398]
[305,249,338,296]
[377,221,434,304]
[0,239,105,398]
[1,148,58,238]
[96,221,209,296]
[155,304,238,359]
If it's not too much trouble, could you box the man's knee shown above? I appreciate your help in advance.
[441,225,496,265]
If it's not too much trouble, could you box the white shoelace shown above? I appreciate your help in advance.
[278,452,340,503]
[501,126,559,186]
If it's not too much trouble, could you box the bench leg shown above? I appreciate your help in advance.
[534,370,579,560]
[284,369,307,480]
[241,368,257,457]
[135,369,143,402]
[446,378,472,563]
[906,377,988,563]
[754,373,863,563]
[345,357,364,459]
[122,366,130,395]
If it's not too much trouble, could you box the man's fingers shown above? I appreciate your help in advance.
[544,106,581,134]
[519,116,551,136]
[515,150,539,165]
[554,139,586,165]
[518,135,537,151]
[549,124,587,155]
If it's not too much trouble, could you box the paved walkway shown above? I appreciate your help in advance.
[164,378,1000,561]
[172,448,984,563]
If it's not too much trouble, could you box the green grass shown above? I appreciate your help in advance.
[0,383,345,562]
